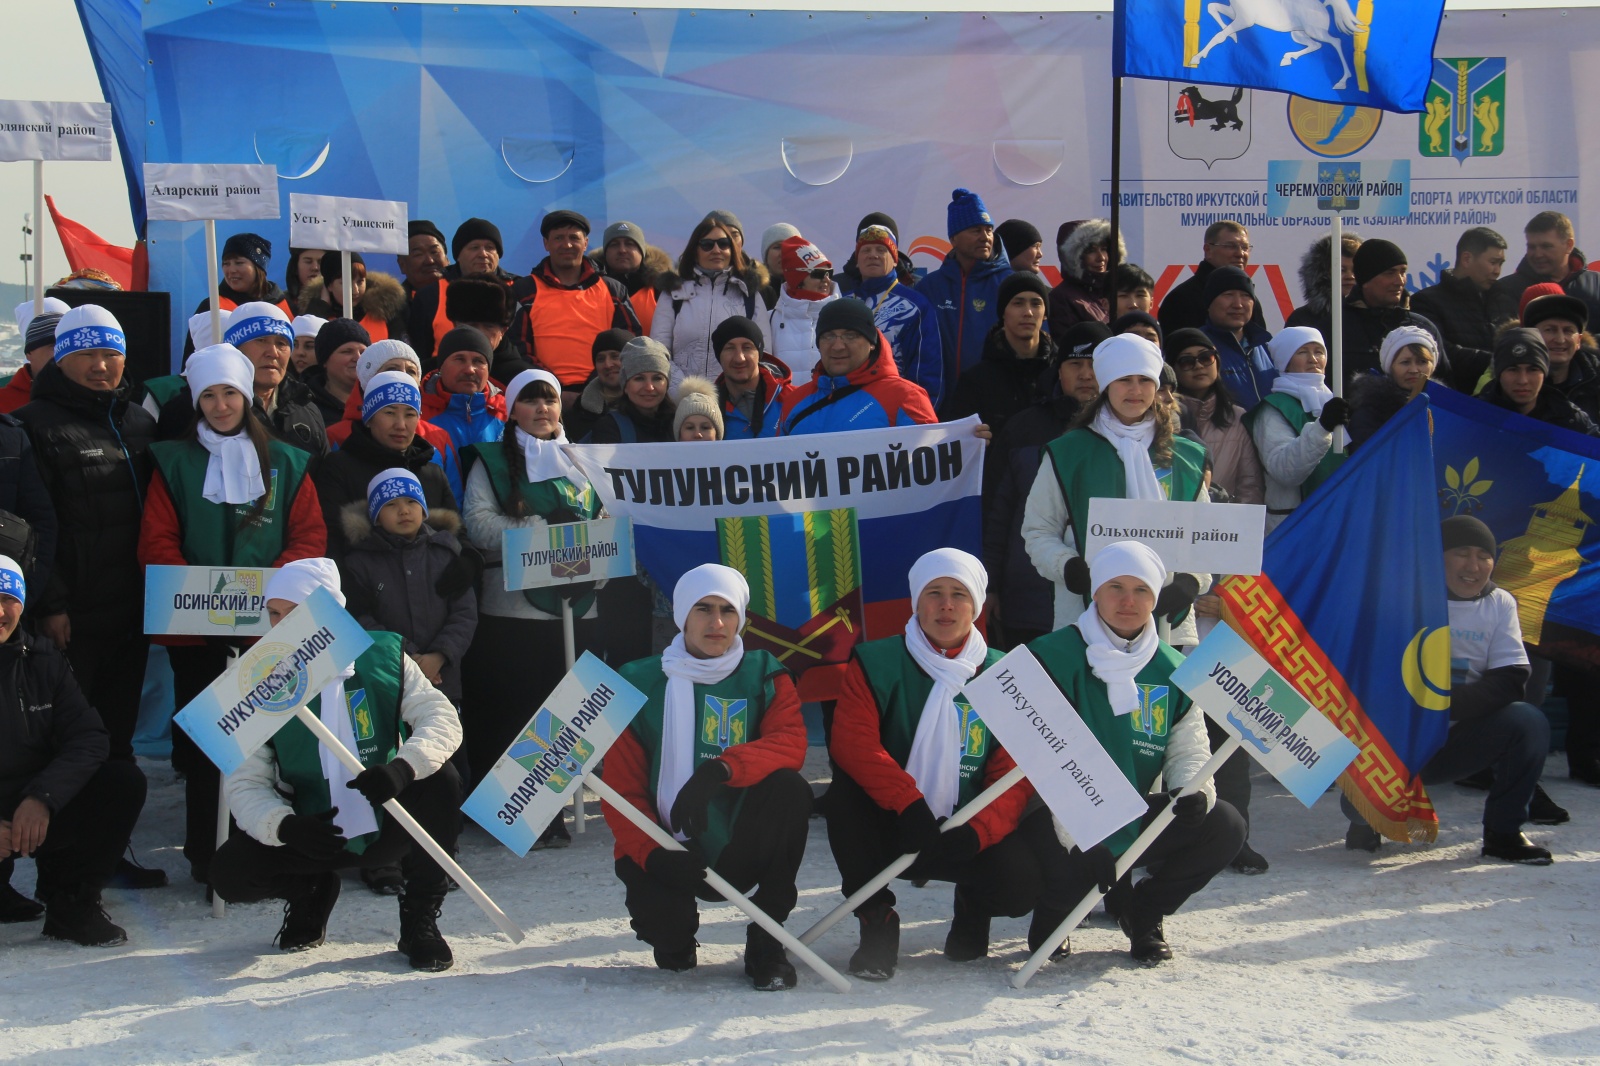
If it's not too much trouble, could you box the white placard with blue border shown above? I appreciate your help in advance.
[463,652,646,856]
[145,565,279,637]
[173,587,374,776]
[1170,625,1360,807]
[1267,159,1411,219]
[502,516,636,591]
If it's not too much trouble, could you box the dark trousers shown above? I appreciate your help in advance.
[210,762,462,904]
[1082,801,1245,921]
[167,643,234,872]
[598,577,653,667]
[1206,716,1254,833]
[459,613,596,790]
[821,770,1045,920]
[1554,663,1598,770]
[3,761,146,900]
[65,631,150,762]
[1343,701,1548,835]
[614,768,812,954]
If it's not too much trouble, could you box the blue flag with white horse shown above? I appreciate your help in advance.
[1114,0,1446,113]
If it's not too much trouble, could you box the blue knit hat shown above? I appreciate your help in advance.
[361,370,422,423]
[53,304,126,362]
[0,554,23,604]
[367,468,428,524]
[947,188,993,239]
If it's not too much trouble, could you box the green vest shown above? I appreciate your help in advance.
[618,649,788,864]
[467,441,602,616]
[267,632,407,855]
[1026,625,1194,856]
[1243,393,1344,503]
[150,438,312,567]
[851,635,1007,812]
[143,374,189,410]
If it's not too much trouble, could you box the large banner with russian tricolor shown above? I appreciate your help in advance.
[462,653,646,856]
[173,587,373,775]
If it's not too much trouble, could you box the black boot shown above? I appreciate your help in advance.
[0,881,44,924]
[274,871,341,952]
[1027,908,1071,959]
[744,923,797,991]
[1528,785,1570,826]
[653,942,698,972]
[943,886,991,962]
[42,888,126,947]
[532,814,571,851]
[397,888,454,971]
[1482,831,1553,866]
[1345,823,1382,853]
[848,902,899,980]
[1117,889,1172,967]
[107,852,168,890]
[361,864,404,896]
[1230,842,1269,875]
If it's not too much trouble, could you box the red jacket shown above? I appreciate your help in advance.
[0,365,33,415]
[777,330,938,435]
[324,382,458,458]
[601,669,807,867]
[831,655,1029,850]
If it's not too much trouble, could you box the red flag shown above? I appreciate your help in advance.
[45,196,135,290]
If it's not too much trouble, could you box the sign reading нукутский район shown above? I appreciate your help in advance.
[462,653,645,856]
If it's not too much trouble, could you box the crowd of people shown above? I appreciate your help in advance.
[1,190,1595,989]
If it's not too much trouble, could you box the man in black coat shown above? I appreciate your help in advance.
[0,555,147,944]
[1317,240,1450,389]
[1410,227,1516,392]
[1157,221,1267,335]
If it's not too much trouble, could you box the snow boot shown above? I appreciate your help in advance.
[532,814,571,851]
[1230,842,1269,875]
[1118,904,1172,967]
[1026,908,1071,960]
[107,852,168,890]
[943,886,990,962]
[397,888,454,971]
[1481,831,1553,866]
[744,923,797,991]
[1528,785,1569,826]
[0,881,44,924]
[361,864,404,896]
[274,871,340,952]
[848,902,899,980]
[653,941,698,972]
[42,888,126,947]
[1345,823,1382,853]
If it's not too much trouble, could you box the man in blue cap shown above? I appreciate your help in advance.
[916,189,1013,401]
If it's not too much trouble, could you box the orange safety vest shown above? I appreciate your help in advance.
[432,278,452,348]
[521,275,620,386]
[216,295,293,317]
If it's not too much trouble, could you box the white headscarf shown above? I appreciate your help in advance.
[504,368,582,484]
[657,564,750,839]
[261,559,377,839]
[1088,334,1167,500]
[902,549,990,819]
[185,344,265,505]
[1267,326,1335,417]
[188,310,231,353]
[1075,541,1167,716]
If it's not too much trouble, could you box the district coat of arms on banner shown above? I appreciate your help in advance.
[1420,58,1506,162]
[1169,82,1251,166]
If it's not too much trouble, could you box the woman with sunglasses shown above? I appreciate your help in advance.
[1244,327,1349,534]
[1162,329,1263,506]
[765,235,839,378]
[651,214,771,380]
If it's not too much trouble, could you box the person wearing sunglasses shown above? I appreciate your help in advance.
[1244,327,1348,534]
[765,235,838,379]
[651,214,770,381]
[1163,329,1262,507]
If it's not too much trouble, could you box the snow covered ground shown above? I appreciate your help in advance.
[3,753,1597,1066]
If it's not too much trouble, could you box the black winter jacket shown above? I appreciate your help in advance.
[312,422,458,559]
[1548,346,1600,421]
[0,412,58,608]
[1157,260,1268,336]
[1409,270,1516,392]
[15,363,155,635]
[0,631,108,811]
[1481,381,1600,437]
[1291,296,1451,389]
[1346,371,1413,451]
[940,326,1059,495]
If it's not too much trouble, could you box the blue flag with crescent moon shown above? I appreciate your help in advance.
[1218,399,1450,841]
[1115,0,1446,113]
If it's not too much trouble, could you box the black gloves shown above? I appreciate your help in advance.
[1318,396,1351,431]
[1144,789,1209,830]
[647,847,708,894]
[1154,573,1201,620]
[896,798,942,855]
[936,823,982,863]
[1070,843,1119,894]
[278,809,348,861]
[347,759,416,805]
[1064,555,1092,596]
[435,545,484,600]
[669,759,730,838]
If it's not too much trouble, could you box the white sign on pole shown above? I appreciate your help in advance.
[144,163,279,222]
[0,100,113,162]
[144,565,279,638]
[963,647,1147,850]
[502,517,637,591]
[289,193,408,254]
[1084,498,1265,576]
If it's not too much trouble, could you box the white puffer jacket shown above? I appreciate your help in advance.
[767,287,838,379]
[651,267,771,380]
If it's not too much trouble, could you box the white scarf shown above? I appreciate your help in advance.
[1074,602,1160,716]
[196,422,265,505]
[657,634,745,840]
[902,616,989,819]
[318,666,379,840]
[515,425,581,485]
[1092,405,1164,501]
[1271,372,1334,418]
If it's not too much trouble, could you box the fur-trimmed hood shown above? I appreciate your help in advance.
[298,270,408,321]
[655,260,770,298]
[1296,235,1351,319]
[1059,219,1127,283]
[340,498,463,551]
[589,244,671,295]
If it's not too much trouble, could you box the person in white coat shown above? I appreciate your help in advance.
[765,235,839,379]
[209,558,464,972]
[651,214,771,380]
[1243,327,1351,533]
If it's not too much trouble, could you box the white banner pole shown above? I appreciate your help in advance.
[561,600,587,833]
[1330,213,1345,455]
[289,704,524,943]
[341,250,354,320]
[1011,734,1243,990]
[798,764,1025,946]
[586,773,851,993]
[204,220,222,352]
[210,646,238,919]
[32,160,43,315]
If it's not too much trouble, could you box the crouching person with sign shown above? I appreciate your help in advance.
[599,564,811,990]
[209,559,465,970]
[1027,542,1244,965]
[0,557,147,946]
[823,549,1036,980]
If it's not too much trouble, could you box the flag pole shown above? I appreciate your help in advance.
[340,250,354,319]
[1330,212,1345,454]
[561,598,586,834]
[204,220,222,354]
[32,161,43,316]
[1107,74,1123,284]
[211,645,238,919]
[1011,735,1244,989]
